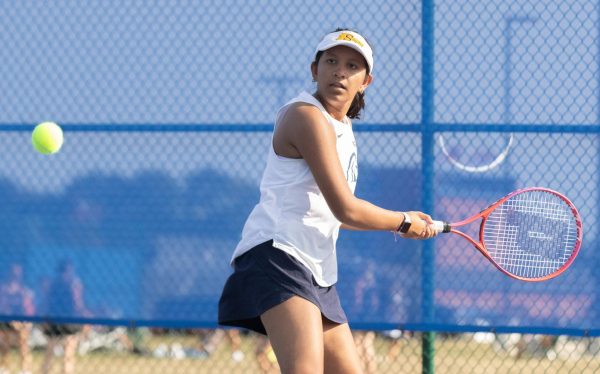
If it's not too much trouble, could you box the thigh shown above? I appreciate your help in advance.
[261,296,324,374]
[322,319,363,374]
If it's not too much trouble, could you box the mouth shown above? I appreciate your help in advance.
[329,82,346,89]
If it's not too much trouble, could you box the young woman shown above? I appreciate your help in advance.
[219,28,437,373]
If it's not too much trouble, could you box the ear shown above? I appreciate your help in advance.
[360,74,374,93]
[310,61,318,81]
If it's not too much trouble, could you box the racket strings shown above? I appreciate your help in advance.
[482,191,578,279]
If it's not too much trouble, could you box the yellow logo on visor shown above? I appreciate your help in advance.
[336,33,364,47]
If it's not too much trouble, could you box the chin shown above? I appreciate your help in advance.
[323,88,350,101]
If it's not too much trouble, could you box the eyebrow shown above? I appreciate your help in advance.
[324,51,363,65]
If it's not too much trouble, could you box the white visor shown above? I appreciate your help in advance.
[314,30,373,73]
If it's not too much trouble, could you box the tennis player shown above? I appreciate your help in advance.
[219,28,436,373]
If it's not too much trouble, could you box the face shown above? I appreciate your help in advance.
[311,46,373,105]
[10,264,23,281]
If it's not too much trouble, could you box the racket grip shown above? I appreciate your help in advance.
[431,220,451,233]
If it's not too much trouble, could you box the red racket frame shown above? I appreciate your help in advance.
[436,187,583,282]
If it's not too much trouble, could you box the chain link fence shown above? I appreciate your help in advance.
[0,1,599,373]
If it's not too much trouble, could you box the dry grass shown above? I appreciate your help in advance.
[1,330,598,373]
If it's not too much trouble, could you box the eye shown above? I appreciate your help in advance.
[349,63,359,70]
[326,58,336,64]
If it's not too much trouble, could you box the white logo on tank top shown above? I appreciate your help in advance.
[346,152,358,183]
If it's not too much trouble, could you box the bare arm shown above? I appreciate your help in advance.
[23,289,35,315]
[340,223,365,231]
[72,278,92,317]
[276,104,435,238]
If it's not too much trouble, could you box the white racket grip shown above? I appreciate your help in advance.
[432,220,451,233]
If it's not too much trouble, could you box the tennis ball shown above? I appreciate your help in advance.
[32,121,63,154]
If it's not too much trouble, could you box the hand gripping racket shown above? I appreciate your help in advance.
[432,187,583,281]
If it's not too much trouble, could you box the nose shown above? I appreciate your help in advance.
[333,66,347,78]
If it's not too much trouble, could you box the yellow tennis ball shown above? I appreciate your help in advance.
[32,122,64,154]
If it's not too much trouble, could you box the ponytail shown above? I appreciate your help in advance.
[347,91,366,119]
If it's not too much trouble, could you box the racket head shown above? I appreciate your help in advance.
[479,187,583,281]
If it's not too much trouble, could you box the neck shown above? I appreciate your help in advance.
[313,92,349,122]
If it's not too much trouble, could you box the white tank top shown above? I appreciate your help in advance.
[230,91,358,286]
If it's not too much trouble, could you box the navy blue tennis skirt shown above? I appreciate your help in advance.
[218,240,347,335]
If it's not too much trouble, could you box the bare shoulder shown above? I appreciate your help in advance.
[274,102,335,158]
[280,102,328,130]
[281,103,336,141]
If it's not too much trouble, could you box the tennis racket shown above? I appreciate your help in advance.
[432,187,583,281]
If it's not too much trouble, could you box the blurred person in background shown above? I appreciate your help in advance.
[41,260,91,374]
[352,261,379,374]
[0,263,34,374]
[196,328,245,361]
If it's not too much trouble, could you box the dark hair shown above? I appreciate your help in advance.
[313,28,373,119]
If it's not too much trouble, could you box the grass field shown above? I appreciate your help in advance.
[2,329,599,373]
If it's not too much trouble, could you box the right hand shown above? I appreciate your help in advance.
[400,211,437,240]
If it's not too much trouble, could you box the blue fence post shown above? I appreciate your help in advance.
[421,0,436,373]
